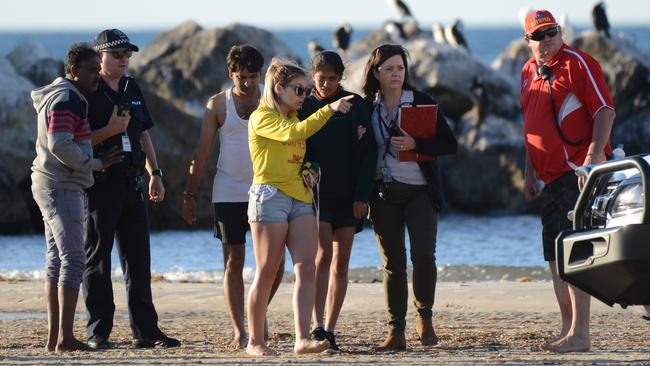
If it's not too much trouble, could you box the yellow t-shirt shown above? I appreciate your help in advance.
[248,104,333,202]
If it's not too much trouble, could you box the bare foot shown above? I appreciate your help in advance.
[294,339,329,354]
[226,335,248,350]
[56,339,91,352]
[541,334,590,353]
[537,331,569,351]
[246,343,277,356]
[45,344,56,352]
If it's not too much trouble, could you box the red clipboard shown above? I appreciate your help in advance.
[397,105,437,162]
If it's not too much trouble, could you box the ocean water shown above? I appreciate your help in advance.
[1,26,649,67]
[0,214,549,282]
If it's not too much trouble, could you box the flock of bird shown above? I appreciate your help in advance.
[308,0,613,60]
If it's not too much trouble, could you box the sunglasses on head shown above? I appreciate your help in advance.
[528,26,559,42]
[286,84,310,97]
[109,50,133,59]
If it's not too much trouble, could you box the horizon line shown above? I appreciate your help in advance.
[1,21,649,33]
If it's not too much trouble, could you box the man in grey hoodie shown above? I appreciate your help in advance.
[31,43,122,352]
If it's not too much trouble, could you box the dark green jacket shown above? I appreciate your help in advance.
[299,89,377,207]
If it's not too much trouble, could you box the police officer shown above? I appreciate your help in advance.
[83,29,180,349]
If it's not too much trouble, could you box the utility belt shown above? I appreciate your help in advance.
[94,163,144,188]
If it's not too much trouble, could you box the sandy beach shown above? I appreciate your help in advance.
[0,279,648,365]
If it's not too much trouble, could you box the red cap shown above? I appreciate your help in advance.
[525,10,557,35]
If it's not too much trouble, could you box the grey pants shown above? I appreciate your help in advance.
[32,185,87,289]
[369,181,439,331]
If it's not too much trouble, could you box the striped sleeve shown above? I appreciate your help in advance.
[564,48,614,118]
[47,110,76,134]
[47,92,92,141]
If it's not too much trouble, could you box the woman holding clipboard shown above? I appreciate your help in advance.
[361,44,458,351]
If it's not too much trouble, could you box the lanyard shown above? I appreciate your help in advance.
[375,102,408,161]
[101,78,129,106]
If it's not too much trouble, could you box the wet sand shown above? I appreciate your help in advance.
[1,280,649,365]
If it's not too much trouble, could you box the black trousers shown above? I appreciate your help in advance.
[369,181,438,331]
[83,176,160,340]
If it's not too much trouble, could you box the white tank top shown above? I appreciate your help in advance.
[211,86,260,202]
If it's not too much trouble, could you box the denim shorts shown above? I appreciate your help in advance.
[248,184,314,223]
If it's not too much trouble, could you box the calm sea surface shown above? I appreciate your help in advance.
[0,214,549,282]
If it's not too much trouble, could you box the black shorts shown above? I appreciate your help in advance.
[319,205,363,234]
[540,173,579,262]
[213,202,249,244]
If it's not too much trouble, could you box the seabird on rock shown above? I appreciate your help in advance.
[385,21,406,43]
[592,2,611,38]
[469,75,489,147]
[432,22,447,44]
[308,39,325,60]
[445,19,469,52]
[332,23,353,53]
[387,0,412,19]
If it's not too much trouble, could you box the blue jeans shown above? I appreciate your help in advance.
[32,185,87,289]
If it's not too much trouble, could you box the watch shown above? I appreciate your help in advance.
[151,169,163,178]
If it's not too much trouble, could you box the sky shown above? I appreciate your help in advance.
[1,0,648,31]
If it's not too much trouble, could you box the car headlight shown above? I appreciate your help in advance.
[609,182,644,218]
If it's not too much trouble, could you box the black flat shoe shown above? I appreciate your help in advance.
[132,334,181,348]
[88,336,110,350]
[310,326,326,341]
[325,331,340,352]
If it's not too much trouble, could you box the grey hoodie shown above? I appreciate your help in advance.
[31,77,102,190]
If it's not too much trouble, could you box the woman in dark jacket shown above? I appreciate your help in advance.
[361,44,457,351]
[299,51,376,352]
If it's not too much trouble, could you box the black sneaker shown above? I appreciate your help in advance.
[310,326,326,341]
[132,333,181,348]
[88,335,110,350]
[325,331,340,352]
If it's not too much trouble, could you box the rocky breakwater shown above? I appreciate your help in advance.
[0,56,40,233]
[130,21,296,118]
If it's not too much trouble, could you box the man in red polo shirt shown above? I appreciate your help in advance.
[520,9,615,353]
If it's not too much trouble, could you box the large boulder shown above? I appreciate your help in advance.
[135,82,215,230]
[406,39,519,122]
[439,148,532,213]
[491,38,531,94]
[343,34,519,123]
[131,22,297,118]
[0,57,39,232]
[7,41,63,88]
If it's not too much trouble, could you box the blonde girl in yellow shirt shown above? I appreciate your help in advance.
[246,58,353,356]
